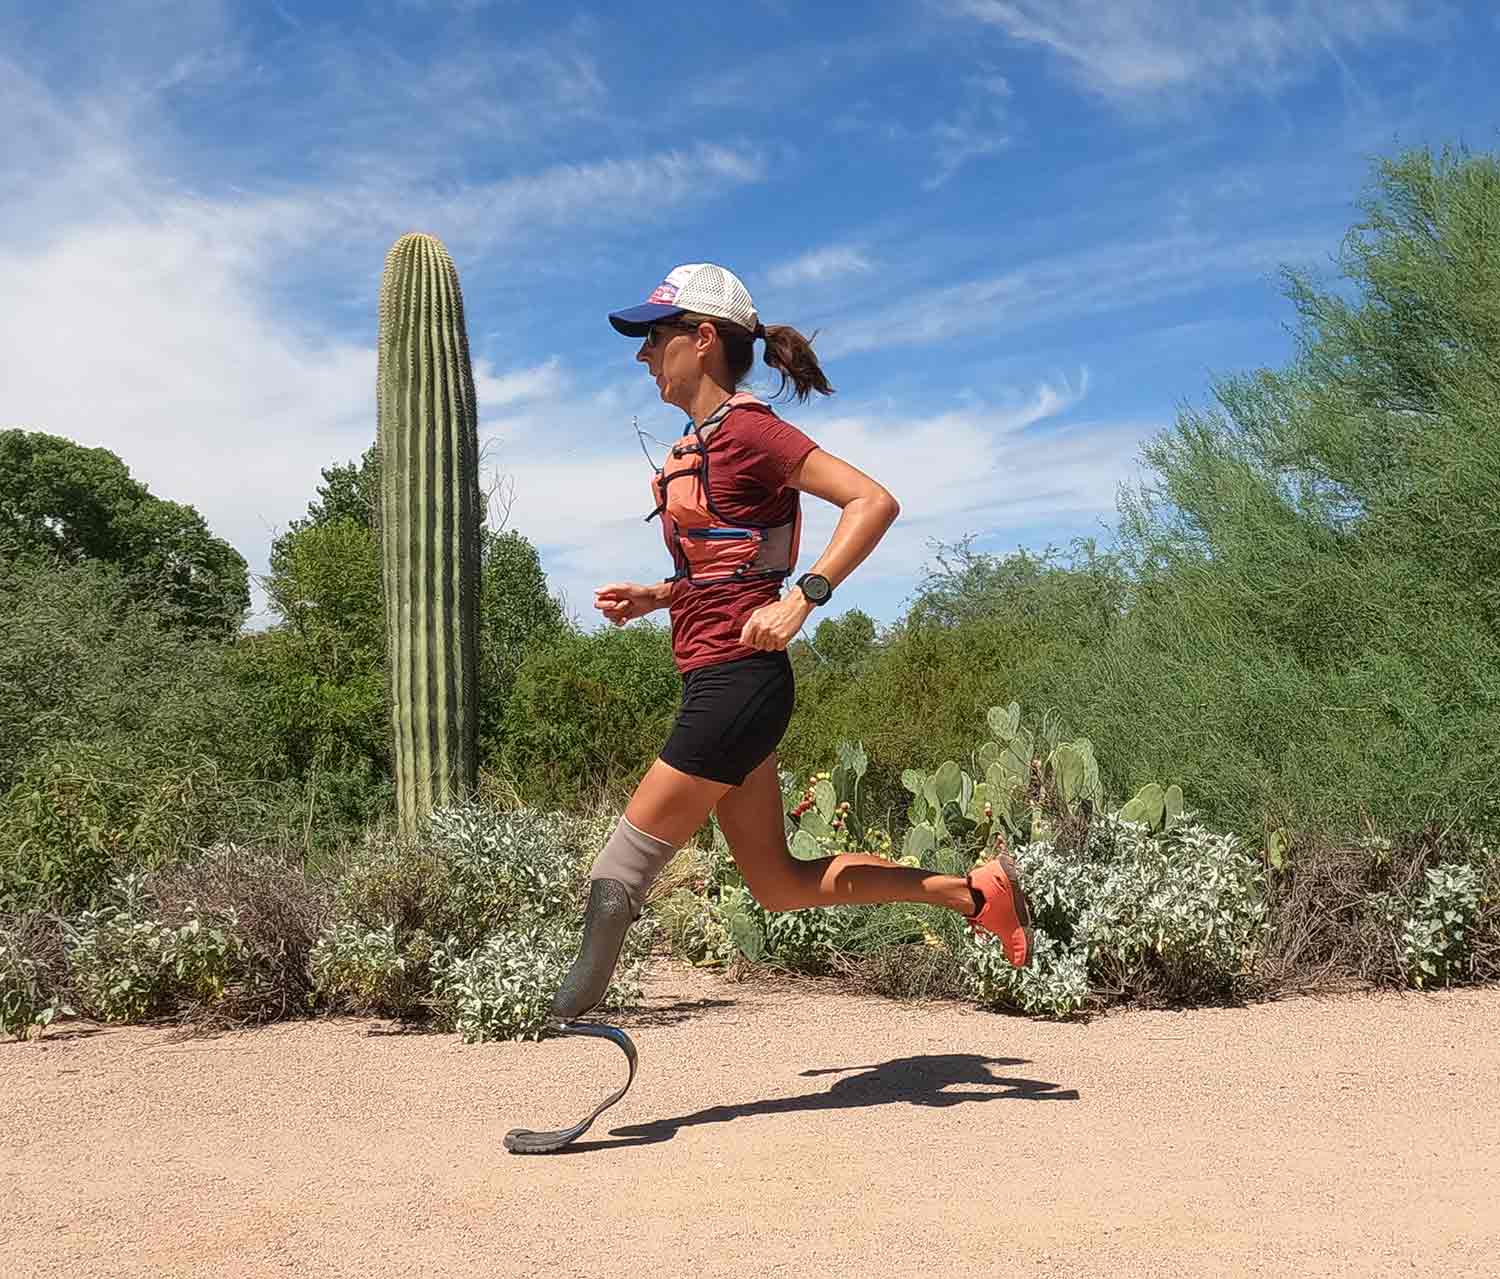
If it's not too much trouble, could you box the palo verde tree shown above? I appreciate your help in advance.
[1101,144,1500,839]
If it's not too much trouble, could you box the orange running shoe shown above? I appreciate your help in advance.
[966,854,1034,967]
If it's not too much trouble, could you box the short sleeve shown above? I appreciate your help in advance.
[732,408,819,492]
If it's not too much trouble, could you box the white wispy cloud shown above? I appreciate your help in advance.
[925,68,1013,189]
[951,0,1429,100]
[295,36,610,156]
[331,144,767,266]
[476,359,567,410]
[767,246,876,288]
[813,229,1328,357]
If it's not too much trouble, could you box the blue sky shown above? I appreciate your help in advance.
[4,0,1498,632]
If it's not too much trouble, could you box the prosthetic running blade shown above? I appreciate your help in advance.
[504,1021,638,1154]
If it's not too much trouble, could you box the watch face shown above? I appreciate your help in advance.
[800,574,831,602]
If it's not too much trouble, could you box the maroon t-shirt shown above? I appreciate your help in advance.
[662,402,819,673]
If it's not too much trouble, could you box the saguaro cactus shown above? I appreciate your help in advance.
[376,232,482,834]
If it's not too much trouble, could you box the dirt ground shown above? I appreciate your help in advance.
[5,967,1498,1279]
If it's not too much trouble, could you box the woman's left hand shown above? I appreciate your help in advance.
[739,591,814,651]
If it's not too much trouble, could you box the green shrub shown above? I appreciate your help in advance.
[655,887,733,968]
[310,802,642,1036]
[0,741,247,913]
[49,844,328,1028]
[0,542,276,800]
[310,921,432,1018]
[499,624,679,810]
[145,844,329,1024]
[1397,862,1484,988]
[1365,853,1489,990]
[963,814,1269,1015]
[65,874,245,1023]
[966,928,1092,1018]
[0,430,250,639]
[429,921,648,1043]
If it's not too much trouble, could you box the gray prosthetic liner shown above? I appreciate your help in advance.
[588,816,678,919]
[548,818,679,1020]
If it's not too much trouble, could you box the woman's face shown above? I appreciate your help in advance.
[636,321,704,411]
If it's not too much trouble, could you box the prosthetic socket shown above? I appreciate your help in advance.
[550,817,679,1021]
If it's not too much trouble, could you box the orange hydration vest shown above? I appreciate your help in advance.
[646,392,802,587]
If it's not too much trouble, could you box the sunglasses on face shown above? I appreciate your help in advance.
[643,321,698,349]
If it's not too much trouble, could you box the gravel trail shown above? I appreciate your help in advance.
[5,968,1497,1278]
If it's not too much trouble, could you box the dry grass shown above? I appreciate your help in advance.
[1254,823,1497,997]
[147,844,331,1031]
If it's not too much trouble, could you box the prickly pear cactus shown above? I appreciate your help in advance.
[1119,781,1187,834]
[376,232,483,835]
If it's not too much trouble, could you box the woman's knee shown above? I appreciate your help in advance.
[740,856,820,913]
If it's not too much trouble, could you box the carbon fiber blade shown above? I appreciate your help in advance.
[504,1022,638,1155]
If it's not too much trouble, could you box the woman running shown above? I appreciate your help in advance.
[548,262,1031,1034]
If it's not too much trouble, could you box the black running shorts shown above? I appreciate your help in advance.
[659,651,795,785]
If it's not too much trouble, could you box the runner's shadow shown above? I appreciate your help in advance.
[560,1053,1078,1153]
[611,998,739,1029]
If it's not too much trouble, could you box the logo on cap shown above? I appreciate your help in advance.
[647,282,680,304]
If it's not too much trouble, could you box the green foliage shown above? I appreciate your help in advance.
[239,516,389,781]
[787,745,893,857]
[500,623,680,809]
[145,845,329,1024]
[894,702,1104,857]
[0,430,249,637]
[965,815,1269,1016]
[672,870,863,977]
[779,552,1117,823]
[0,548,274,796]
[285,446,380,535]
[966,928,1091,1018]
[431,923,645,1043]
[310,921,429,1016]
[478,527,566,757]
[65,874,246,1023]
[906,536,1128,633]
[266,517,384,648]
[310,803,645,1039]
[1118,782,1187,835]
[0,740,246,914]
[1377,860,1487,989]
[1098,145,1500,840]
[656,887,734,967]
[804,607,878,670]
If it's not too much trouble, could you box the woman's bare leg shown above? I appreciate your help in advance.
[714,754,977,914]
[624,757,735,846]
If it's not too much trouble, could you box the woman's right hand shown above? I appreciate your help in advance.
[594,581,664,626]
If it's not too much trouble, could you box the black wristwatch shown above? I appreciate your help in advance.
[795,573,833,606]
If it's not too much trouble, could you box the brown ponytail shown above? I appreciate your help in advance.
[679,312,836,403]
[761,324,834,402]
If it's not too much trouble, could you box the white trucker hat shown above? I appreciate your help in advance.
[608,263,762,337]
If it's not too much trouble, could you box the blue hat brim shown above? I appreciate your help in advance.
[608,302,685,337]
